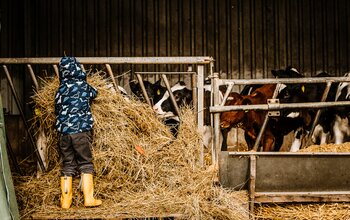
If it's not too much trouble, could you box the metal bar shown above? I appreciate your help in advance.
[135,71,197,75]
[210,100,350,113]
[220,83,234,106]
[249,155,256,214]
[52,64,59,78]
[252,84,281,151]
[161,74,181,117]
[191,73,198,123]
[2,65,46,171]
[219,77,350,85]
[197,65,205,129]
[212,73,220,165]
[0,56,214,65]
[228,151,350,156]
[105,64,120,93]
[136,73,152,106]
[26,64,39,90]
[304,81,332,147]
[197,65,205,166]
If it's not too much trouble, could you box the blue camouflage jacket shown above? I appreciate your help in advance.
[55,57,98,134]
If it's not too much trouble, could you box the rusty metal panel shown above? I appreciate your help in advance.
[220,152,350,193]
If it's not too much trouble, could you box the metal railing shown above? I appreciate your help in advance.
[0,57,215,170]
[210,73,350,213]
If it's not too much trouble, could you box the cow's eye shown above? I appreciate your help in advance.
[157,90,160,95]
[284,91,289,98]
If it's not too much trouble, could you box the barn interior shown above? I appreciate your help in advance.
[1,0,350,219]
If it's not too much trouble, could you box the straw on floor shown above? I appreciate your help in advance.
[14,71,249,220]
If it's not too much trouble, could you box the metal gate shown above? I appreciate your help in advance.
[210,73,350,212]
[0,56,214,170]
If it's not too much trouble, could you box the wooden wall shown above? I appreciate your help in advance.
[1,0,349,78]
[1,0,350,158]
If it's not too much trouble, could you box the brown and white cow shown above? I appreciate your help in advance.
[220,84,278,152]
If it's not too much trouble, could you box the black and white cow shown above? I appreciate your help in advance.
[129,78,182,137]
[153,80,221,147]
[129,78,167,105]
[276,70,350,150]
[315,72,350,144]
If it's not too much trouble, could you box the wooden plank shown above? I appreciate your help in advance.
[31,213,184,220]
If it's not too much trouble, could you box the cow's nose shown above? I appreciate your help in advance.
[153,106,158,112]
[220,121,229,129]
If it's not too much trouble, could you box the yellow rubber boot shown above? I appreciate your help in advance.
[60,176,72,209]
[82,173,102,207]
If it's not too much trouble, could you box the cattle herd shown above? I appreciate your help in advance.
[127,68,350,153]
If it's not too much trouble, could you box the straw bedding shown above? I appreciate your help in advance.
[14,71,249,219]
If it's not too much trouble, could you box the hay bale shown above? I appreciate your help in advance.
[15,71,249,219]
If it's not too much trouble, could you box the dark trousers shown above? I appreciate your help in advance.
[59,131,95,176]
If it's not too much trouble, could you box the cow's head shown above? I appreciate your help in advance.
[220,90,268,129]
[153,81,192,118]
[130,79,166,105]
[271,66,304,79]
[220,92,247,129]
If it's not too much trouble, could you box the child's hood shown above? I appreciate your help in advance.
[58,56,86,82]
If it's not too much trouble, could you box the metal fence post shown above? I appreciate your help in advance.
[212,73,220,165]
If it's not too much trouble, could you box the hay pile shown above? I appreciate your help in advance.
[14,71,249,219]
[300,142,350,152]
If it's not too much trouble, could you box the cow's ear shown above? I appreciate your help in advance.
[178,81,186,86]
[155,78,162,85]
[271,70,277,77]
[129,80,137,89]
[174,93,181,102]
[242,98,252,105]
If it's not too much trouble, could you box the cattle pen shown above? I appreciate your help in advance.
[0,57,234,219]
[210,72,350,214]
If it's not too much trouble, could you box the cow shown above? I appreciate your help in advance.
[129,78,167,105]
[152,80,221,148]
[275,70,350,150]
[220,84,281,152]
[220,67,305,152]
[128,78,181,137]
[311,72,350,145]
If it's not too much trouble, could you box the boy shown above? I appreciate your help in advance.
[55,56,102,209]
